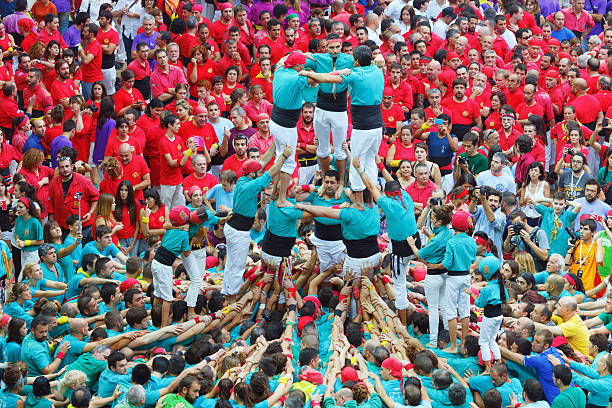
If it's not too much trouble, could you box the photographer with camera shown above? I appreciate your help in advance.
[453,131,488,183]
[565,217,603,292]
[557,151,593,200]
[503,210,550,271]
[574,180,611,233]
[530,193,581,257]
[469,186,506,259]
[416,188,446,241]
[475,152,516,194]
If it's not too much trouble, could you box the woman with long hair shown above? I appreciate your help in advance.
[0,366,25,408]
[99,156,122,196]
[484,92,507,130]
[519,161,550,226]
[5,317,27,362]
[386,126,418,168]
[515,252,536,274]
[21,262,67,299]
[396,5,414,34]
[175,99,193,126]
[14,196,42,269]
[10,116,31,153]
[187,45,217,99]
[3,282,34,328]
[18,149,52,218]
[43,220,81,281]
[39,40,60,90]
[92,193,122,245]
[515,271,537,294]
[93,97,116,167]
[229,88,247,113]
[243,84,272,125]
[563,272,586,303]
[138,99,164,189]
[140,188,168,243]
[114,181,140,257]
[67,95,93,163]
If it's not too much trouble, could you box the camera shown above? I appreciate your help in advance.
[429,197,443,206]
[87,104,98,112]
[458,156,469,165]
[512,222,525,235]
[566,227,579,245]
[470,185,490,195]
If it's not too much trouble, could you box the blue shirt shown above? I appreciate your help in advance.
[340,64,384,106]
[304,53,353,94]
[205,184,234,210]
[551,27,576,42]
[468,375,524,408]
[523,347,562,403]
[471,206,506,259]
[265,199,302,238]
[339,205,380,240]
[4,301,34,328]
[272,68,309,111]
[417,226,454,264]
[82,241,120,258]
[475,280,507,308]
[377,193,417,240]
[442,232,477,272]
[50,135,73,168]
[233,172,273,217]
[55,334,86,369]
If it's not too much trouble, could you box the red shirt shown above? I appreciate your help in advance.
[50,78,79,106]
[441,97,480,125]
[128,126,146,152]
[404,179,438,211]
[15,69,28,92]
[385,80,413,110]
[126,59,151,80]
[158,134,184,186]
[115,201,141,240]
[35,28,67,48]
[48,172,100,228]
[178,120,218,151]
[0,95,21,128]
[0,63,14,83]
[381,103,404,130]
[187,60,218,96]
[113,87,146,114]
[506,89,524,109]
[499,127,522,151]
[570,94,602,125]
[516,101,545,121]
[97,27,119,60]
[0,143,22,169]
[104,132,143,159]
[23,84,53,113]
[210,19,232,44]
[183,172,218,194]
[221,154,247,177]
[81,40,103,82]
[177,33,201,59]
[259,35,286,65]
[120,155,150,200]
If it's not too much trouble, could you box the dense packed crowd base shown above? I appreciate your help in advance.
[0,1,612,408]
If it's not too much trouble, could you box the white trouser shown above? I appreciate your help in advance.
[261,251,292,304]
[314,107,348,160]
[299,164,319,185]
[424,273,447,345]
[342,252,380,278]
[479,315,503,361]
[390,255,409,311]
[349,128,382,191]
[310,234,345,273]
[102,67,116,95]
[444,274,471,321]
[160,184,185,208]
[270,120,298,173]
[222,224,250,295]
[21,250,39,273]
[181,251,204,307]
[151,259,173,301]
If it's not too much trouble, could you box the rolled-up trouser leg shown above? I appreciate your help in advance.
[222,224,251,296]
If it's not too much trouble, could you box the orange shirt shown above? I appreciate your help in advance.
[30,1,58,22]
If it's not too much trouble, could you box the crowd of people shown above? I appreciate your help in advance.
[0,0,610,408]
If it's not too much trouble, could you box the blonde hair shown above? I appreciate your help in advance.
[100,157,121,179]
[21,263,40,280]
[93,193,115,221]
[58,370,87,396]
[6,282,29,303]
[515,253,536,274]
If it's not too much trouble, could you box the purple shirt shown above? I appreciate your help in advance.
[584,0,607,36]
[93,119,115,166]
[3,13,36,35]
[248,2,274,25]
[132,31,159,69]
[50,135,73,168]
[538,0,560,17]
[226,126,257,156]
[52,0,71,13]
[62,25,82,48]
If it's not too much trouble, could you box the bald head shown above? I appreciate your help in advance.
[118,143,133,164]
[547,274,566,295]
[559,296,578,312]
[69,317,88,334]
[573,78,588,92]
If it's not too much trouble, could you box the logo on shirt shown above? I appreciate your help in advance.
[133,172,140,178]
[74,201,79,208]
[177,144,182,151]
[388,116,394,122]
[159,216,165,223]
[462,111,469,118]
[208,68,213,73]
[24,229,29,236]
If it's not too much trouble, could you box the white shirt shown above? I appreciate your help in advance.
[366,27,382,46]
[500,29,517,49]
[385,0,410,20]
[208,118,234,145]
[426,0,449,20]
[432,19,449,39]
[80,0,105,25]
[113,0,144,38]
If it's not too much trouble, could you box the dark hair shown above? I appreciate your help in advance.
[131,363,152,385]
[552,365,572,386]
[97,97,115,129]
[482,389,502,408]
[32,376,51,397]
[6,317,26,344]
[114,180,138,226]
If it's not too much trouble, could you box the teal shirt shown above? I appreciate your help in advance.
[442,232,477,272]
[536,204,578,255]
[55,334,86,369]
[14,216,42,252]
[265,199,302,238]
[304,53,353,94]
[160,229,190,257]
[339,205,380,240]
[570,361,612,406]
[272,68,309,110]
[377,193,417,240]
[40,262,66,284]
[52,241,76,281]
[82,241,120,258]
[446,356,481,377]
[6,341,21,363]
[303,191,348,225]
[24,395,52,408]
[186,205,219,239]
[468,376,524,408]
[474,280,507,308]
[21,334,51,377]
[340,65,384,106]
[233,172,273,217]
[4,301,34,328]
[63,234,82,270]
[418,226,454,264]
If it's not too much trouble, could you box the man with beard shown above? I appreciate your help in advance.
[558,152,594,200]
[441,78,482,141]
[575,180,611,233]
[161,376,201,408]
[260,19,285,66]
[469,188,506,259]
[281,27,297,55]
[15,53,32,109]
[97,10,119,95]
[118,143,151,201]
[296,103,317,186]
[21,315,71,376]
[221,134,249,178]
[304,33,353,187]
[50,59,79,108]
[23,68,52,118]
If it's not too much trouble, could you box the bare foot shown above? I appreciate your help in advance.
[443,345,459,354]
[426,342,438,349]
[276,199,292,208]
[334,187,343,200]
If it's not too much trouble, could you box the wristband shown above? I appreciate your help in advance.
[405,363,413,370]
[422,122,431,130]
[286,320,295,326]
[24,240,31,246]
[57,316,69,325]
[367,323,374,331]
[288,304,297,312]
[194,316,200,323]
[278,377,288,384]
[204,356,211,363]
[222,306,230,314]
[381,340,388,347]
[377,161,385,171]
[256,280,265,288]
[174,280,182,285]
[382,275,391,284]
[56,352,66,360]
[141,217,149,224]
[334,309,343,317]
[390,160,400,167]
[185,148,194,157]
[350,357,357,365]
[339,294,347,304]
[211,143,218,149]
[300,185,310,193]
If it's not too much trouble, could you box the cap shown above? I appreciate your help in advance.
[341,367,359,383]
[285,51,306,67]
[192,4,203,12]
[381,358,403,379]
[383,87,394,96]
[256,113,270,122]
[189,207,209,223]
[206,256,219,269]
[558,51,572,60]
[303,295,322,315]
[528,39,541,47]
[193,105,206,115]
[548,38,561,46]
[188,185,202,198]
[219,2,233,10]
[287,12,299,21]
[152,347,166,355]
[532,26,543,35]
[169,205,191,226]
[120,278,140,293]
[18,18,35,30]
[0,314,11,329]
[479,255,501,280]
[441,7,456,18]
[552,336,569,348]
[446,51,460,61]
[607,209,612,217]
[451,210,474,231]
[297,316,314,336]
[298,368,324,385]
[545,70,560,80]
[242,159,262,175]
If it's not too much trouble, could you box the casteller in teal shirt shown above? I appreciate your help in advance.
[442,232,477,272]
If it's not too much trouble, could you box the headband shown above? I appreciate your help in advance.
[0,314,10,329]
[564,274,576,288]
[474,236,490,251]
[327,38,342,44]
[19,197,30,209]
[452,189,469,199]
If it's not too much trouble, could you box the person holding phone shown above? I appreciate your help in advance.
[114,69,146,116]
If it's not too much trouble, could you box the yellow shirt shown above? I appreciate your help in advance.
[551,314,590,356]
[569,240,600,291]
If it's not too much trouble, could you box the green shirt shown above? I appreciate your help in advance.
[340,65,384,106]
[64,352,108,388]
[303,192,348,226]
[20,334,51,377]
[233,172,273,217]
[162,394,194,408]
[304,53,353,94]
[535,204,578,256]
[14,216,42,252]
[339,205,380,240]
[272,68,309,110]
[160,229,190,257]
[377,192,417,240]
[454,152,488,176]
[418,226,454,264]
[597,231,612,277]
[266,199,302,238]
[596,167,612,185]
[442,232,477,272]
[24,395,52,408]
[550,387,586,408]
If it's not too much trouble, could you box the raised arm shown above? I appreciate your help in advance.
[353,157,382,202]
